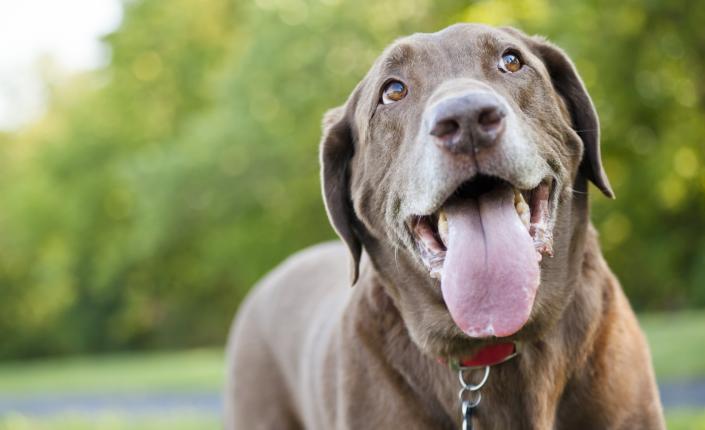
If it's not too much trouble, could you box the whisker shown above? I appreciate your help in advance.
[567,187,588,195]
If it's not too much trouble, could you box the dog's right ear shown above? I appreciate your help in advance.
[320,105,362,285]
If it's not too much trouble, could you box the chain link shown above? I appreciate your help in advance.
[456,365,490,430]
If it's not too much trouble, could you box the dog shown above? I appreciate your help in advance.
[224,23,665,429]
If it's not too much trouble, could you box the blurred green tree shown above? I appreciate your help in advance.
[0,0,702,359]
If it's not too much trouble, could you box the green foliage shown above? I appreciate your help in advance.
[0,0,242,357]
[0,0,703,358]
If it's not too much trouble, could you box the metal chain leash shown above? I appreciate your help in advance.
[456,365,490,430]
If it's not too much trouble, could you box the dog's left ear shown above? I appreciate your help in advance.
[526,36,615,199]
[320,104,362,285]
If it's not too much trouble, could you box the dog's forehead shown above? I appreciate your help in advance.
[379,24,523,68]
[411,23,513,46]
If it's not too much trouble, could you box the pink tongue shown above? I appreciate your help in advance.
[441,186,539,338]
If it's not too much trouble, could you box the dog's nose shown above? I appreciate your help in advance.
[428,93,507,154]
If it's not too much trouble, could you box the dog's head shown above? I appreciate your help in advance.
[320,24,612,358]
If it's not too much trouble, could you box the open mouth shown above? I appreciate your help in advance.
[410,175,555,277]
[408,175,556,339]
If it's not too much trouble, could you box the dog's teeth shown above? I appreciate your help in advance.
[437,210,448,245]
[518,204,530,229]
[514,191,531,230]
[514,189,522,205]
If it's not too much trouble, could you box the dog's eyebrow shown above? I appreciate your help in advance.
[381,43,414,72]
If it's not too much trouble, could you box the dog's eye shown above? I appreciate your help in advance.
[381,80,408,104]
[499,52,522,73]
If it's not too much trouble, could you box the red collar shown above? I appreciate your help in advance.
[444,342,518,369]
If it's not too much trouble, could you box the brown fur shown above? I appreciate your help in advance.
[225,24,665,429]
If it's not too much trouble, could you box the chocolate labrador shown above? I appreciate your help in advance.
[224,23,665,429]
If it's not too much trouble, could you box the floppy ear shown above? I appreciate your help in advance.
[320,105,362,285]
[528,37,614,198]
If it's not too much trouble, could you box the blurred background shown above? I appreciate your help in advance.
[0,0,703,428]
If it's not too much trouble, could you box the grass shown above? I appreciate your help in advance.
[0,311,703,429]
[0,412,220,430]
[0,409,701,430]
[640,311,705,381]
[0,348,223,395]
[0,412,702,430]
[1,312,703,396]
[666,409,705,430]
[0,349,225,429]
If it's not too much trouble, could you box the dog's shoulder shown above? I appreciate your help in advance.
[238,241,351,327]
[259,240,350,291]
